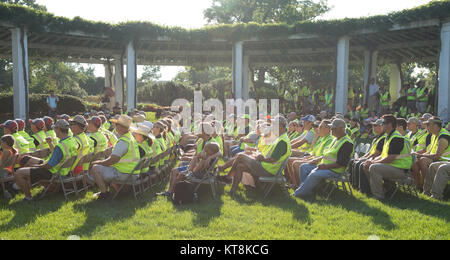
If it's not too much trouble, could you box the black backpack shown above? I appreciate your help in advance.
[173,181,197,205]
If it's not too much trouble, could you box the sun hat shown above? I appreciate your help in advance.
[70,115,87,127]
[131,125,152,138]
[110,115,133,130]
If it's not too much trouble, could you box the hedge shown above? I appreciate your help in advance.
[0,93,86,118]
[0,1,450,42]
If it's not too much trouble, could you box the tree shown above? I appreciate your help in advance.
[0,0,47,11]
[139,66,162,84]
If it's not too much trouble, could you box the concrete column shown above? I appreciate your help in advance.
[335,36,350,114]
[389,64,402,105]
[371,51,378,83]
[438,22,450,122]
[11,28,29,120]
[104,63,114,88]
[126,42,137,111]
[114,55,124,106]
[363,50,378,105]
[243,55,250,101]
[233,41,243,101]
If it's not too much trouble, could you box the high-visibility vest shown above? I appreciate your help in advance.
[257,136,272,157]
[48,137,78,176]
[416,87,428,102]
[46,130,59,144]
[408,130,422,151]
[320,135,354,174]
[380,92,390,106]
[288,131,300,141]
[240,131,257,150]
[369,134,386,155]
[325,92,333,108]
[102,129,118,147]
[138,141,152,173]
[73,133,93,171]
[298,129,315,153]
[12,132,30,154]
[149,136,162,167]
[381,131,413,170]
[400,107,407,117]
[311,134,334,157]
[212,135,223,155]
[89,131,108,155]
[18,130,36,151]
[407,88,416,101]
[348,88,355,99]
[350,111,358,119]
[112,132,140,174]
[350,127,360,140]
[155,136,168,164]
[261,133,292,175]
[429,128,450,161]
[360,108,369,119]
[32,130,50,151]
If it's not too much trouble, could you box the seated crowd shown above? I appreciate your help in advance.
[0,107,449,203]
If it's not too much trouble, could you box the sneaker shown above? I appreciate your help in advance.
[157,191,173,198]
[96,192,112,201]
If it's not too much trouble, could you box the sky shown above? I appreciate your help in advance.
[36,0,432,80]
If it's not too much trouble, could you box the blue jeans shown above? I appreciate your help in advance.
[293,164,339,197]
[230,145,244,157]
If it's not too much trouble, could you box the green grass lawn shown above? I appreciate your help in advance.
[0,173,449,240]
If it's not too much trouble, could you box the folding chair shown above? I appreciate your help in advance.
[40,156,80,200]
[76,153,95,193]
[147,153,164,187]
[112,158,147,200]
[258,159,290,199]
[0,169,14,200]
[140,159,153,193]
[187,157,220,198]
[389,155,418,200]
[323,161,354,200]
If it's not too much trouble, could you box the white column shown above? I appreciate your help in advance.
[335,36,350,114]
[126,42,137,111]
[389,64,402,105]
[114,55,124,106]
[104,63,114,88]
[438,22,450,122]
[233,41,243,101]
[11,28,29,120]
[243,55,250,101]
[363,50,371,105]
[371,51,378,83]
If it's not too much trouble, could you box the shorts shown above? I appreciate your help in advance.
[95,165,139,183]
[29,167,53,184]
[249,159,275,178]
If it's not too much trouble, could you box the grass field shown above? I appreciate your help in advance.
[0,173,449,240]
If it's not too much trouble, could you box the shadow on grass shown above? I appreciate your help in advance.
[316,190,397,231]
[229,184,311,224]
[386,192,450,222]
[173,184,225,227]
[0,192,65,232]
[64,188,158,238]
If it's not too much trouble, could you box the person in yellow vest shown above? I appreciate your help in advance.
[412,117,450,191]
[14,120,78,202]
[396,118,408,136]
[290,115,316,157]
[90,115,141,201]
[363,115,413,200]
[99,115,118,147]
[15,119,35,151]
[349,118,360,140]
[379,87,391,115]
[69,115,93,175]
[293,119,353,201]
[87,116,109,156]
[415,80,429,114]
[217,115,291,196]
[131,124,155,174]
[348,84,354,110]
[29,118,50,151]
[349,119,386,193]
[43,116,59,144]
[158,123,221,197]
[0,120,31,155]
[289,120,334,189]
[406,83,417,111]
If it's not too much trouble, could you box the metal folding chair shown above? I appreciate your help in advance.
[112,158,147,200]
[40,156,80,200]
[258,159,290,199]
[389,155,418,200]
[187,157,220,198]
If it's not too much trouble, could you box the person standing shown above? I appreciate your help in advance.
[46,90,59,118]
[415,80,428,114]
[379,87,391,115]
[406,83,417,112]
[367,78,379,113]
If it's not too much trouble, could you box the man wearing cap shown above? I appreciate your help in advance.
[90,115,141,200]
[1,120,31,154]
[293,119,354,201]
[412,117,450,191]
[14,120,78,201]
[69,115,94,175]
[363,115,413,200]
[43,116,59,144]
[349,119,386,194]
[29,118,50,151]
[88,116,108,155]
[15,119,35,150]
[291,115,316,157]
[218,115,291,196]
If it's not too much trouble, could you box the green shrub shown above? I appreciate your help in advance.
[0,93,86,118]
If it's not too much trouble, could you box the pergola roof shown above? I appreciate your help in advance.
[0,1,449,67]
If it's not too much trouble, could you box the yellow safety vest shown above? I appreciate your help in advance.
[261,133,292,175]
[381,131,413,170]
[429,129,450,161]
[321,135,354,174]
[48,137,78,176]
[112,132,141,174]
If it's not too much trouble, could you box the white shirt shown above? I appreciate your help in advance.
[369,84,379,96]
